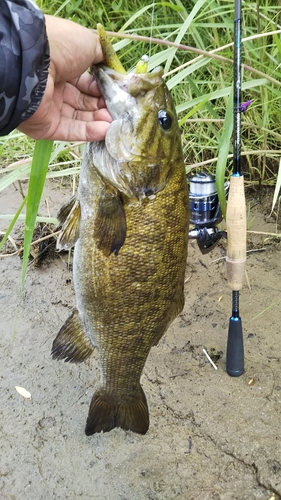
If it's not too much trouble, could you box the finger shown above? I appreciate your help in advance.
[45,16,104,81]
[61,82,109,112]
[59,102,112,123]
[47,118,111,142]
[70,72,102,97]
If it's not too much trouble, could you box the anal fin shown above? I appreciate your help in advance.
[52,308,94,363]
[57,197,81,251]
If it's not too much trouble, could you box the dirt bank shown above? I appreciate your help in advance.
[1,182,281,500]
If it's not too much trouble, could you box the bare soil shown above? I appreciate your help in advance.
[1,182,281,500]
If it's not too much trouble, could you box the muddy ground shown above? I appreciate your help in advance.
[1,181,281,500]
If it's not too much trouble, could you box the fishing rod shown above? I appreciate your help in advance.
[225,0,246,376]
[188,0,246,376]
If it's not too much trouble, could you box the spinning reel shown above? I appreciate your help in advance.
[188,172,229,254]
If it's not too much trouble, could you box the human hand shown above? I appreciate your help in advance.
[18,16,112,142]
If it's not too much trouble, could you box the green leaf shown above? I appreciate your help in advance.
[164,0,209,73]
[119,0,183,33]
[0,197,26,252]
[216,85,234,220]
[21,139,54,286]
[0,162,31,192]
[119,4,155,31]
[176,78,268,114]
[0,214,58,224]
[273,32,281,55]
[158,1,183,13]
[166,56,210,89]
[178,95,210,126]
[148,47,175,70]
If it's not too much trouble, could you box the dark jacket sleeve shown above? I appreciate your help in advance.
[0,0,50,136]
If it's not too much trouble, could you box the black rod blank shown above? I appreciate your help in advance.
[226,0,245,377]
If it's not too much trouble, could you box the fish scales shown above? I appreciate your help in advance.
[52,59,189,435]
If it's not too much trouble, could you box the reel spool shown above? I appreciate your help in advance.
[188,172,229,254]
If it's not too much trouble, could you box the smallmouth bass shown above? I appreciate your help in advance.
[52,43,189,435]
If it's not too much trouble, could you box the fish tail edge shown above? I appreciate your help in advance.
[85,386,149,435]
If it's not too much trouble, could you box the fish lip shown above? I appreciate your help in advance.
[92,64,165,108]
[92,65,129,90]
[92,65,136,120]
[93,64,127,80]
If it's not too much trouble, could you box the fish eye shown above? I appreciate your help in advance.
[158,110,172,130]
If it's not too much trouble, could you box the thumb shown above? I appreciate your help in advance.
[45,15,104,82]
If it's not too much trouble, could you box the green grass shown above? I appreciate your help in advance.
[33,0,281,182]
[1,0,281,280]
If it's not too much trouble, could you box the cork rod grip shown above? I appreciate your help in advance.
[226,175,246,291]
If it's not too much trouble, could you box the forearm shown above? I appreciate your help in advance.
[0,0,50,136]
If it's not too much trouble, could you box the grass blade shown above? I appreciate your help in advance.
[164,0,209,73]
[176,78,268,114]
[21,139,53,285]
[0,162,31,192]
[216,86,234,219]
[178,95,210,126]
[0,214,58,224]
[0,197,26,252]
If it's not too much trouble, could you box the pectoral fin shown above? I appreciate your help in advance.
[52,308,94,363]
[57,195,77,224]
[94,184,126,257]
[57,197,81,251]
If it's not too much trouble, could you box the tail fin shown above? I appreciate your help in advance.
[85,386,149,435]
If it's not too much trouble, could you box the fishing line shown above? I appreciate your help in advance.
[149,0,156,59]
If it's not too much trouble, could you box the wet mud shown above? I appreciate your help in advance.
[1,182,281,500]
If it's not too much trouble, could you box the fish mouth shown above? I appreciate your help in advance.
[92,66,136,120]
[92,65,164,120]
